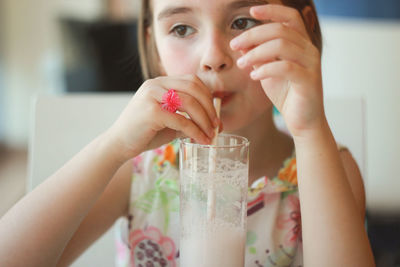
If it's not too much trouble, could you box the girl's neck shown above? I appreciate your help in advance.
[232,108,294,186]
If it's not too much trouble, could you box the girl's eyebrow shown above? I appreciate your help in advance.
[157,7,193,21]
[227,0,269,10]
[157,0,268,21]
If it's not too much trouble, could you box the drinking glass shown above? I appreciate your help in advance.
[179,134,249,267]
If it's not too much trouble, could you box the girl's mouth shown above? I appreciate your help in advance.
[212,91,235,106]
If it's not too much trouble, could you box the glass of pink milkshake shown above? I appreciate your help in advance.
[179,134,249,267]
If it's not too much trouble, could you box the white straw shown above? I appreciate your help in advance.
[207,98,221,222]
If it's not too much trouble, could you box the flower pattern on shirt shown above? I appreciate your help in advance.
[278,158,297,185]
[158,144,177,167]
[254,245,298,267]
[133,176,179,233]
[153,141,179,174]
[129,226,177,267]
[132,155,144,174]
[277,195,302,247]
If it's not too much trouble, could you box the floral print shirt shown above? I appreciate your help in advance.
[115,139,304,267]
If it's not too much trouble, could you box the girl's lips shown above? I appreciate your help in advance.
[212,91,235,106]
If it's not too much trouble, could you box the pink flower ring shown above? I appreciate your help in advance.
[161,89,182,113]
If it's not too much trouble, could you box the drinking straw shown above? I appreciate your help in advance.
[207,98,221,222]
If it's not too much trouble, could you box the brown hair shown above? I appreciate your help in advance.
[281,0,322,52]
[138,0,322,80]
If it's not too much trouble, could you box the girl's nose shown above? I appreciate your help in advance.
[200,34,233,72]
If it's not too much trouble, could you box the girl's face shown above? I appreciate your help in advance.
[152,0,282,132]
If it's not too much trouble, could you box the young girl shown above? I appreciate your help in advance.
[0,0,375,266]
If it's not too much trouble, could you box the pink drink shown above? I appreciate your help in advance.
[180,219,245,267]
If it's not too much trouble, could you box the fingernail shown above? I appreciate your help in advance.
[250,69,259,79]
[237,57,246,68]
[251,5,262,13]
[230,38,239,49]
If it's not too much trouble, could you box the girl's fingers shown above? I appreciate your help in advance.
[176,92,216,140]
[148,86,215,140]
[250,4,309,39]
[154,76,219,127]
[236,38,308,69]
[230,22,308,52]
[180,74,213,99]
[250,60,310,85]
[160,110,211,145]
[180,75,221,126]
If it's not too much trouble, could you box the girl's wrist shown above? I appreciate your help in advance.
[291,117,333,146]
[99,128,139,166]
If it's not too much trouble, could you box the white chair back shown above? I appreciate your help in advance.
[28,93,132,267]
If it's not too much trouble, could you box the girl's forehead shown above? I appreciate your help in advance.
[152,0,281,16]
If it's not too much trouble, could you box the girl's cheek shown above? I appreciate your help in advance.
[158,42,199,76]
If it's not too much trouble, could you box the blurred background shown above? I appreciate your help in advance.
[0,0,399,266]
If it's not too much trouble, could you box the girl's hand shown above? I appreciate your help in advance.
[230,4,325,138]
[108,75,219,162]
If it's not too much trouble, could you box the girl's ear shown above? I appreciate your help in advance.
[301,5,317,34]
[146,27,167,76]
[146,26,152,43]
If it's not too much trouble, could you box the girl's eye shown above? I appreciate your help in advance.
[170,25,195,38]
[232,18,258,30]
